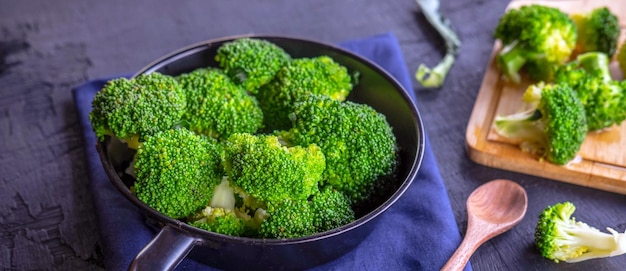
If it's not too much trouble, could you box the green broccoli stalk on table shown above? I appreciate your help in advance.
[553,52,626,131]
[215,38,291,94]
[494,82,587,165]
[278,94,398,204]
[176,67,264,140]
[256,56,354,132]
[535,201,626,263]
[570,7,620,58]
[493,4,577,84]
[89,72,187,149]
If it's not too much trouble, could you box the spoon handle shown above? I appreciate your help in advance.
[440,233,480,271]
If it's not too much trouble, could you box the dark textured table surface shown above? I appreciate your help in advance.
[1,0,625,270]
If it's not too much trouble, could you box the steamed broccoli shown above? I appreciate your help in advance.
[256,56,354,131]
[259,198,316,239]
[279,94,397,203]
[215,38,291,93]
[570,7,620,57]
[190,206,247,236]
[89,72,186,149]
[535,201,626,263]
[176,67,264,139]
[310,185,355,233]
[494,82,587,165]
[223,133,325,203]
[494,4,577,83]
[554,52,626,131]
[92,38,397,239]
[187,133,325,238]
[133,128,223,219]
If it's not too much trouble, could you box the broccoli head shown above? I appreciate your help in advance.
[279,94,398,203]
[215,38,291,93]
[554,52,626,131]
[256,56,354,131]
[259,198,316,239]
[133,128,223,219]
[176,67,264,139]
[535,201,626,263]
[223,133,325,203]
[494,82,587,165]
[571,7,620,57]
[494,4,577,83]
[89,72,186,149]
[190,206,247,236]
[310,185,355,233]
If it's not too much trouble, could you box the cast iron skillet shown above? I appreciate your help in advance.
[96,35,425,271]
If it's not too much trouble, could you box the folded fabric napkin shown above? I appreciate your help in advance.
[73,32,471,271]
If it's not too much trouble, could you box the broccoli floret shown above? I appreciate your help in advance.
[215,38,291,93]
[133,128,223,219]
[571,7,620,57]
[279,94,398,203]
[310,185,355,233]
[89,72,186,149]
[190,206,247,236]
[494,82,587,165]
[256,56,354,131]
[535,201,626,263]
[494,4,577,83]
[259,198,316,239]
[176,67,264,139]
[223,133,325,203]
[554,52,626,131]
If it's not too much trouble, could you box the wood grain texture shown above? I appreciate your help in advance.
[466,0,626,195]
[1,0,625,270]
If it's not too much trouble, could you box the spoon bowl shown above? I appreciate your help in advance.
[442,179,528,271]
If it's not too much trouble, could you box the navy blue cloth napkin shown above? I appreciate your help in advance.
[73,32,471,271]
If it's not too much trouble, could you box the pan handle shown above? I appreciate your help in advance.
[128,225,199,271]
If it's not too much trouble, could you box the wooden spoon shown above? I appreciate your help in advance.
[441,179,528,271]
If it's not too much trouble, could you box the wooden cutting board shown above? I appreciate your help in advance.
[466,0,626,194]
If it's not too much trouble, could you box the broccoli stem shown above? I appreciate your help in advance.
[564,225,626,263]
[576,52,612,82]
[497,42,527,84]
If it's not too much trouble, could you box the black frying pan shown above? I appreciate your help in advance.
[96,35,425,271]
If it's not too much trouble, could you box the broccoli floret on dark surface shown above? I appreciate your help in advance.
[133,128,223,219]
[571,7,620,57]
[176,67,264,139]
[89,72,186,149]
[494,4,577,83]
[215,38,291,93]
[553,52,626,131]
[535,201,626,263]
[279,94,398,203]
[494,82,587,165]
[256,56,354,131]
